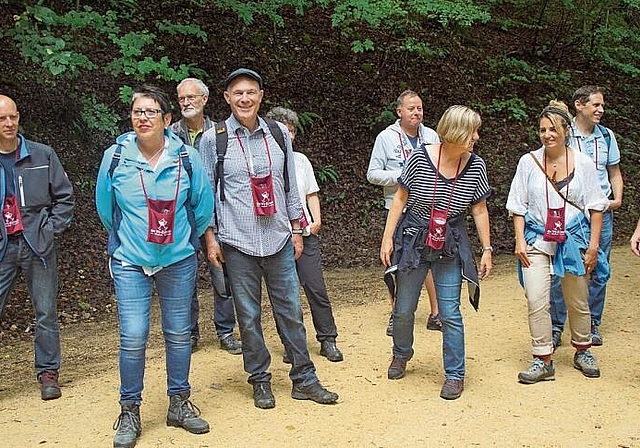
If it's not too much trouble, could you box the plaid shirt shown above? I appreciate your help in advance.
[199,114,302,257]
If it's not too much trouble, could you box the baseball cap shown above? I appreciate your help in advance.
[224,68,263,89]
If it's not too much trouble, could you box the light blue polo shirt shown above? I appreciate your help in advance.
[569,121,620,197]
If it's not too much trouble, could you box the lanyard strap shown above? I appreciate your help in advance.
[398,131,420,161]
[139,156,182,204]
[573,135,598,166]
[236,129,272,177]
[429,145,462,220]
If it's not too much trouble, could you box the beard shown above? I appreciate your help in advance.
[181,107,199,119]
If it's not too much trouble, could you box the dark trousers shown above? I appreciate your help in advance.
[295,234,338,342]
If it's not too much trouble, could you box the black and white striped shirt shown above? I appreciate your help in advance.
[399,145,491,221]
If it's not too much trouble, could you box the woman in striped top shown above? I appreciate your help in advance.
[380,105,493,400]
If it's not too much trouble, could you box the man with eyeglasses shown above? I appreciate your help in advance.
[0,95,75,400]
[169,77,242,356]
[199,68,339,409]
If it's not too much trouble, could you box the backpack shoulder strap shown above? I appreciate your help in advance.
[179,144,193,181]
[108,144,123,178]
[596,124,611,152]
[214,121,228,201]
[262,117,290,193]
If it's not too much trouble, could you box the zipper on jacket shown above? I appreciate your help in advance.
[18,175,25,206]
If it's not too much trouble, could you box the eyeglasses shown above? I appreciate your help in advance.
[178,94,205,104]
[132,108,163,119]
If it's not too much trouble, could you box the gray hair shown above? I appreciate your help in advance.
[176,78,209,96]
[265,106,299,129]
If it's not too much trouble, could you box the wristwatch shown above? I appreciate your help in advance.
[482,246,493,253]
[292,229,303,234]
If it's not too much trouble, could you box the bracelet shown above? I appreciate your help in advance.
[482,246,493,253]
[292,229,303,235]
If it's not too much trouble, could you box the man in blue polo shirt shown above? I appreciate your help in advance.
[550,85,623,348]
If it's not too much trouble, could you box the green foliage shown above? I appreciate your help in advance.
[476,97,529,122]
[79,96,121,135]
[297,111,321,134]
[398,37,446,59]
[213,0,312,26]
[155,20,208,42]
[315,165,340,184]
[409,0,491,27]
[351,39,375,53]
[5,3,208,132]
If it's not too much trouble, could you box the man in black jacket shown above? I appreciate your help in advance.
[0,95,75,400]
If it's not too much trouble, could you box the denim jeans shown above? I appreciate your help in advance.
[111,254,196,404]
[393,248,465,381]
[190,238,237,339]
[0,235,60,378]
[295,234,338,342]
[550,210,613,331]
[222,240,318,386]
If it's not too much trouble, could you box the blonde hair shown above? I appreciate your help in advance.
[538,100,572,142]
[436,105,481,145]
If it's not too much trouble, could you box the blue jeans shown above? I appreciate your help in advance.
[393,248,465,381]
[222,240,318,386]
[550,210,613,331]
[111,254,196,404]
[190,238,237,339]
[0,235,60,378]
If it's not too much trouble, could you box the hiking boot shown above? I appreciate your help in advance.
[387,356,408,380]
[113,403,141,448]
[291,381,338,404]
[427,314,443,332]
[166,391,210,434]
[39,370,61,401]
[253,382,276,409]
[590,324,603,346]
[320,340,344,362]
[552,330,562,350]
[386,314,394,337]
[440,379,464,400]
[220,334,242,355]
[574,350,601,378]
[190,336,199,353]
[518,358,555,384]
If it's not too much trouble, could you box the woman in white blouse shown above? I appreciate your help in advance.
[506,100,609,385]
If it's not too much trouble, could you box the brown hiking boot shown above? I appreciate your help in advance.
[39,370,61,401]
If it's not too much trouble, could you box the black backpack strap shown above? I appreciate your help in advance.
[263,117,289,193]
[214,121,228,202]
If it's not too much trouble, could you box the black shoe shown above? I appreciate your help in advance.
[386,314,394,337]
[190,336,199,353]
[320,340,344,362]
[291,381,338,404]
[39,370,62,401]
[113,404,141,448]
[552,330,562,350]
[253,382,276,409]
[387,357,407,380]
[166,391,210,434]
[282,352,292,364]
[220,334,243,355]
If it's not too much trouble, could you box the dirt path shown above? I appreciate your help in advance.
[1,247,640,447]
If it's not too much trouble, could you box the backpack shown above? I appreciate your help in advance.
[214,117,288,201]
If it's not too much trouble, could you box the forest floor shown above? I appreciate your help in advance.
[1,247,640,447]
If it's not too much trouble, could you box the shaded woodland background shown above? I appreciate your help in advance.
[0,0,639,335]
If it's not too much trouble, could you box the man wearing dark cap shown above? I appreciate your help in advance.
[199,68,338,409]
